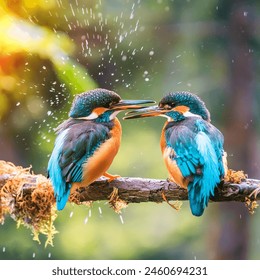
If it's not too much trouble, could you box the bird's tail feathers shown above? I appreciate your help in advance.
[48,146,71,211]
[55,188,71,210]
[188,132,222,216]
[188,160,221,217]
[188,182,205,216]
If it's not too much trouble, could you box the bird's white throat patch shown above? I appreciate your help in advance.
[78,112,99,120]
[183,111,202,118]
[109,110,121,120]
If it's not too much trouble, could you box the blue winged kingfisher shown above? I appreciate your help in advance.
[47,88,154,210]
[124,91,227,216]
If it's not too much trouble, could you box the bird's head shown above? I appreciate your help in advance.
[69,88,154,121]
[124,91,210,122]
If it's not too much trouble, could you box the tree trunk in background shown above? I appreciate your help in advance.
[0,134,20,163]
[210,1,258,259]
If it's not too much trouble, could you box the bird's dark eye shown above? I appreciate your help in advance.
[159,102,175,110]
[109,100,117,107]
[164,104,172,110]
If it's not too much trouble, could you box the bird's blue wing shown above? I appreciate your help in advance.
[165,123,203,178]
[198,120,226,177]
[47,119,111,210]
[164,118,224,216]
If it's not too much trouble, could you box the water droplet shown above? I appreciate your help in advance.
[122,55,127,61]
[69,211,74,218]
[144,77,149,82]
[130,12,134,20]
[149,50,154,56]
[47,111,52,116]
[3,247,5,253]
[32,253,36,258]
[89,209,92,217]
[48,252,51,258]
[42,66,46,70]
[70,3,76,17]
[243,11,248,17]
[119,214,124,224]
[84,217,88,224]
[16,102,21,106]
[98,207,102,215]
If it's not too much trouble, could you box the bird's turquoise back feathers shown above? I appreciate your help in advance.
[48,129,71,210]
[47,118,113,210]
[165,117,225,216]
[188,128,221,216]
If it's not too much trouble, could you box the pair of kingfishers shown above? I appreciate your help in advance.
[48,88,227,216]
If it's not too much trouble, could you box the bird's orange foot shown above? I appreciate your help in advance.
[162,191,182,211]
[109,187,119,202]
[166,175,175,182]
[103,172,120,182]
[250,187,260,199]
[108,187,128,214]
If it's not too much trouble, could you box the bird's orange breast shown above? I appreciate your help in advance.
[71,118,122,191]
[160,122,189,188]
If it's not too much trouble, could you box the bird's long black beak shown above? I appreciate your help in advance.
[123,105,164,119]
[111,99,155,111]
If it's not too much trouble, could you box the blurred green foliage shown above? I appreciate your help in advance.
[0,0,260,260]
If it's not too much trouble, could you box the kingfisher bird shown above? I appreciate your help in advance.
[124,91,227,216]
[47,88,154,210]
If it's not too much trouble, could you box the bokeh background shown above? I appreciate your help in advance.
[1,0,260,260]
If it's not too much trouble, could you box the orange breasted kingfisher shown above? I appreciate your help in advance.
[47,88,154,210]
[124,91,227,216]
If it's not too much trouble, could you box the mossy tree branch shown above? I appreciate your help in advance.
[1,161,259,246]
[0,164,260,205]
[70,176,260,204]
